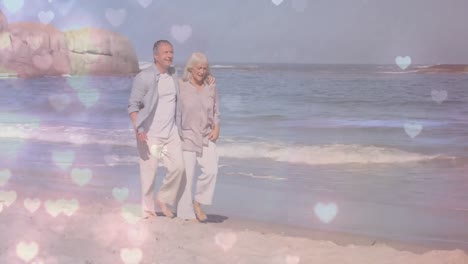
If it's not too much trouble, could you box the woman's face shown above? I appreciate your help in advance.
[191,63,208,84]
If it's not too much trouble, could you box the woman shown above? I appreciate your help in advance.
[176,52,220,222]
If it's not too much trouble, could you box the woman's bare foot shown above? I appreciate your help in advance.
[156,199,174,218]
[143,210,156,219]
[194,201,207,222]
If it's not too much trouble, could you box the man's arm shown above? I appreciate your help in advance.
[206,74,216,85]
[128,73,148,141]
[128,73,148,127]
[129,112,139,132]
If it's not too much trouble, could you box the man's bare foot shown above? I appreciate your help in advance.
[194,201,208,222]
[156,199,174,218]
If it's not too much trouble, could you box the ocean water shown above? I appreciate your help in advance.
[0,64,467,249]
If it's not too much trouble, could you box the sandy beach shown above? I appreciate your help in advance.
[0,187,467,264]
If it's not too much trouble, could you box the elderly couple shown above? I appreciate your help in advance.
[127,40,220,222]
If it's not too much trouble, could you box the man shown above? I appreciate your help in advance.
[128,40,184,219]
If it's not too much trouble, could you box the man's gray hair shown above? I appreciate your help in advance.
[153,40,172,54]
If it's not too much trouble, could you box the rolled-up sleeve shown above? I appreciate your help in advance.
[213,85,220,125]
[128,73,146,114]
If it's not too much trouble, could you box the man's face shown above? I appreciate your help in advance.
[154,43,174,70]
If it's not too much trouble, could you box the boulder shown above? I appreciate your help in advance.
[417,64,468,73]
[0,9,7,32]
[64,28,139,75]
[0,11,139,78]
[3,22,70,77]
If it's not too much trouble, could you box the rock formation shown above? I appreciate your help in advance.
[3,22,70,77]
[65,28,139,75]
[0,9,7,32]
[416,64,468,74]
[0,9,139,78]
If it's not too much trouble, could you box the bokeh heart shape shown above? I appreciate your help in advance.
[404,122,423,138]
[395,56,411,70]
[24,198,41,214]
[214,232,238,252]
[113,187,129,203]
[70,168,93,186]
[121,203,143,224]
[16,241,39,262]
[0,190,17,207]
[0,169,12,186]
[120,248,143,264]
[314,202,338,224]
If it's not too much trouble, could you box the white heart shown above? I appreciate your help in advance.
[127,226,149,244]
[32,53,53,71]
[214,232,237,252]
[24,198,41,214]
[404,122,423,138]
[45,200,61,217]
[120,248,143,264]
[48,94,71,112]
[0,32,11,50]
[286,255,301,264]
[16,241,39,262]
[0,190,17,207]
[59,199,79,216]
[170,24,192,44]
[121,203,143,224]
[431,89,447,104]
[71,168,92,186]
[105,8,127,27]
[27,36,43,51]
[51,150,75,170]
[272,0,284,6]
[45,199,79,217]
[314,202,338,224]
[395,56,412,70]
[53,0,76,16]
[137,0,152,8]
[112,187,129,203]
[150,144,167,158]
[76,88,100,108]
[0,169,12,186]
[3,0,24,14]
[38,10,55,24]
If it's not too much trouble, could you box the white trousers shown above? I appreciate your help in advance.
[137,130,185,216]
[177,140,218,220]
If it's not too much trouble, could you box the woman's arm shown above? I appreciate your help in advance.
[209,85,220,141]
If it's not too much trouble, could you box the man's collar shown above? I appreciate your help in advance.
[152,64,176,76]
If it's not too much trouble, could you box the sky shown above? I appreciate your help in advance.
[1,0,468,64]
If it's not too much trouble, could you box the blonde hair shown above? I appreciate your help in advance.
[182,52,211,83]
